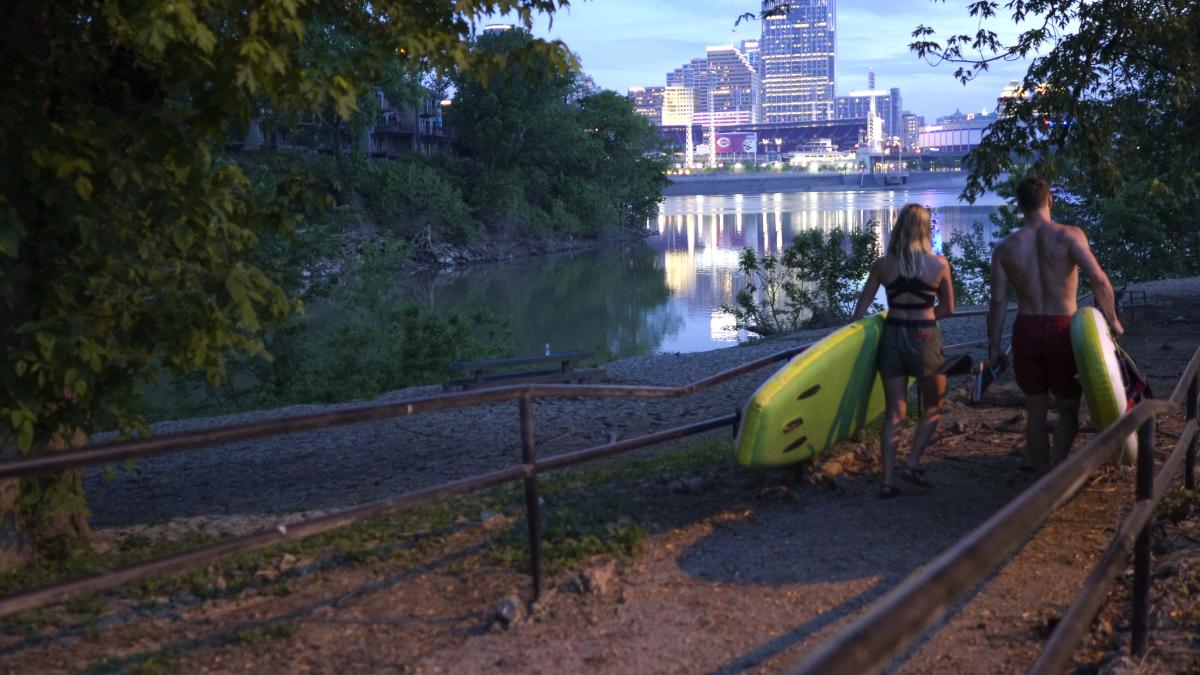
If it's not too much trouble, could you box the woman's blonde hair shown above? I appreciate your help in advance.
[887,204,933,278]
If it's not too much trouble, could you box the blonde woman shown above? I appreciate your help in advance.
[852,204,955,498]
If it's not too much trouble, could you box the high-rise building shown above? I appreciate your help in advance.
[661,86,695,126]
[666,58,707,90]
[760,0,836,123]
[695,46,760,126]
[901,111,923,150]
[740,39,761,74]
[661,46,760,128]
[627,86,665,125]
[832,72,902,140]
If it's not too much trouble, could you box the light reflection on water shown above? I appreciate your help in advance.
[419,188,1004,358]
[646,188,1004,353]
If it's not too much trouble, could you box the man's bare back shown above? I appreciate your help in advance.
[993,221,1084,316]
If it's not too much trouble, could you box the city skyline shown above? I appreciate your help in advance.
[496,0,1037,119]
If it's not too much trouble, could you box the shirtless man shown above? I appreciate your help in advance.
[988,177,1124,469]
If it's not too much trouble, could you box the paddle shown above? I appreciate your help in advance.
[972,345,1013,403]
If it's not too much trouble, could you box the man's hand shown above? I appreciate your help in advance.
[1110,317,1125,337]
[989,345,1007,369]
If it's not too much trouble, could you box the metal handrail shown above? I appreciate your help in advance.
[0,310,997,620]
[0,311,1001,482]
[790,399,1173,675]
[793,343,1200,674]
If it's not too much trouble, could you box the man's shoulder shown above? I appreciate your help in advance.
[992,234,1019,257]
[1051,221,1086,239]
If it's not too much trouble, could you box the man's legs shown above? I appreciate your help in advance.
[1026,393,1051,469]
[1051,397,1081,464]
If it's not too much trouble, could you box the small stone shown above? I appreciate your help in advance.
[494,595,524,628]
[529,588,558,618]
[581,561,616,595]
[684,477,706,493]
[951,421,967,434]
[172,592,200,606]
[667,480,685,493]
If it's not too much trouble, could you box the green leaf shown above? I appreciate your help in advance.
[75,176,93,200]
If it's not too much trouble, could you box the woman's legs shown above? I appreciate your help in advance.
[880,375,910,491]
[907,374,946,470]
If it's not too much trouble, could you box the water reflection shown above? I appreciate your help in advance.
[410,241,678,359]
[418,188,1002,357]
[646,189,1003,353]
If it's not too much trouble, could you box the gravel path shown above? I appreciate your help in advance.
[85,276,1200,527]
[85,313,999,527]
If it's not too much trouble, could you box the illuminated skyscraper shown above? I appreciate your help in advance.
[627,86,665,124]
[760,0,836,123]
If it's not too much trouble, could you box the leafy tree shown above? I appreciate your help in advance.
[911,0,1200,282]
[724,229,881,335]
[448,29,668,236]
[0,0,571,558]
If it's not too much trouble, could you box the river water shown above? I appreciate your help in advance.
[416,186,1005,359]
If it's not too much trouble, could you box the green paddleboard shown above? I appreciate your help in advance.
[1070,306,1136,464]
[736,314,888,468]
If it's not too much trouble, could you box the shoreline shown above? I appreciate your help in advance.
[404,227,657,272]
[663,169,970,196]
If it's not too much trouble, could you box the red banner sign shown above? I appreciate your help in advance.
[713,132,757,154]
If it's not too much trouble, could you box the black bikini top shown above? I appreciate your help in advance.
[884,275,938,310]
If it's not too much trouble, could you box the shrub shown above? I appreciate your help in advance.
[723,228,880,335]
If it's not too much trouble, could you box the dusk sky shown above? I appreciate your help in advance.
[500,0,1041,120]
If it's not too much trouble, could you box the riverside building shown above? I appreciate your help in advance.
[627,86,665,124]
[760,0,837,123]
[834,86,902,141]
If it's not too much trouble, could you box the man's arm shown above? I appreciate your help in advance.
[988,250,1010,366]
[1068,229,1124,335]
[852,258,883,320]
[935,256,956,320]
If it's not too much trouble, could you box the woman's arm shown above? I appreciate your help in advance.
[852,258,883,320]
[934,256,956,320]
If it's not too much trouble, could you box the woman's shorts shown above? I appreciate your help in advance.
[878,319,944,378]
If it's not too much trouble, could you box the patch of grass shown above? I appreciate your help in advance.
[228,619,301,646]
[490,439,730,573]
[1157,489,1199,525]
[63,593,104,619]
[541,438,731,495]
[5,439,730,617]
[6,607,60,633]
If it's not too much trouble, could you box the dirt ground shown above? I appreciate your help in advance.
[2,283,1199,673]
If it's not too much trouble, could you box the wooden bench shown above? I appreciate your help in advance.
[443,350,607,390]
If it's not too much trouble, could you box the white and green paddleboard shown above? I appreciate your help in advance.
[736,314,888,468]
[1070,306,1136,464]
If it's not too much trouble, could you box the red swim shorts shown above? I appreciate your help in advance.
[1012,314,1082,399]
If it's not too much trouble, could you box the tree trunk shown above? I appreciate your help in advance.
[0,429,93,570]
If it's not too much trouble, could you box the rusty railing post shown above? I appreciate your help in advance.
[519,393,544,600]
[1131,416,1157,656]
[1186,374,1198,491]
